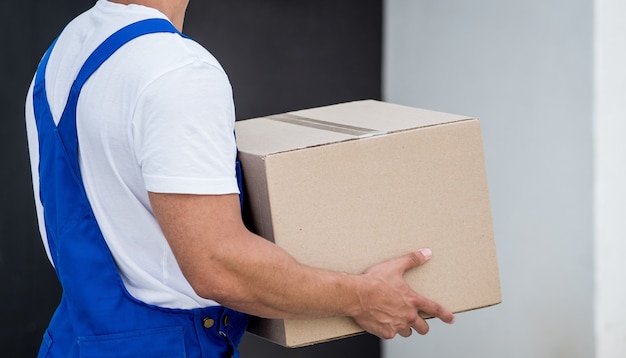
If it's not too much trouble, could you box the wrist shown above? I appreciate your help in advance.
[338,273,368,319]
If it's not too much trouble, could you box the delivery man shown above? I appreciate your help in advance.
[25,0,455,356]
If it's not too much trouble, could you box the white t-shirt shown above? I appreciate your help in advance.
[25,0,238,309]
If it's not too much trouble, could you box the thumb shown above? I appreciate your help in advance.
[396,248,433,273]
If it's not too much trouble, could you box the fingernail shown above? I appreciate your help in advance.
[419,248,432,259]
[450,315,456,324]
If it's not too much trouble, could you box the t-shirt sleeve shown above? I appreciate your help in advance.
[132,60,239,195]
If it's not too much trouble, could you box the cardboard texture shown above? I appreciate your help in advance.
[235,100,501,347]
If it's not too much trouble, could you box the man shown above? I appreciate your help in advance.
[25,0,454,356]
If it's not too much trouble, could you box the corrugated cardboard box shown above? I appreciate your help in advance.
[235,100,501,347]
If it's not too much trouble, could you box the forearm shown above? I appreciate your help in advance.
[194,229,364,319]
[149,192,454,339]
[149,191,364,320]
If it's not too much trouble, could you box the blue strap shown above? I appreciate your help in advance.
[56,18,181,179]
[33,21,251,354]
[36,17,245,205]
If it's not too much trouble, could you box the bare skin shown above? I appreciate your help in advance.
[149,192,455,339]
[107,0,455,339]
[108,0,189,31]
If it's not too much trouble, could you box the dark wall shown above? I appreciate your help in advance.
[185,1,382,119]
[0,1,382,356]
[1,1,93,355]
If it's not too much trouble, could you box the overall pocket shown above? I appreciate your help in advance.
[77,326,185,358]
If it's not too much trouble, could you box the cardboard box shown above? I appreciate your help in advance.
[235,100,501,347]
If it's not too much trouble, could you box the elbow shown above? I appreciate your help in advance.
[186,271,246,306]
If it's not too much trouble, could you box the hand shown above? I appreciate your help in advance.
[151,192,454,326]
[351,248,455,339]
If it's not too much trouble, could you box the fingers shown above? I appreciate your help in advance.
[399,313,445,338]
[411,316,430,335]
[356,247,456,340]
[384,248,458,325]
[381,315,434,339]
[416,297,456,324]
[398,327,413,338]
[391,320,427,338]
[389,248,433,274]
[395,318,430,338]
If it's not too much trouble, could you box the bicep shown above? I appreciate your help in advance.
[148,192,246,284]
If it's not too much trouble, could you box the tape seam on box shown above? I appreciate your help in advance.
[266,113,387,138]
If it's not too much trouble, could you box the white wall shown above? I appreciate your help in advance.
[594,1,626,357]
[383,1,594,357]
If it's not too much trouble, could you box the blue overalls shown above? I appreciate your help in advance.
[33,19,248,358]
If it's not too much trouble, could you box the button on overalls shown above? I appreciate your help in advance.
[32,19,248,358]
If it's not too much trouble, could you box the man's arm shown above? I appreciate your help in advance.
[148,192,454,338]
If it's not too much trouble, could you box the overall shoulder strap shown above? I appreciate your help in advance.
[69,18,181,98]
[56,18,183,178]
[33,18,183,268]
